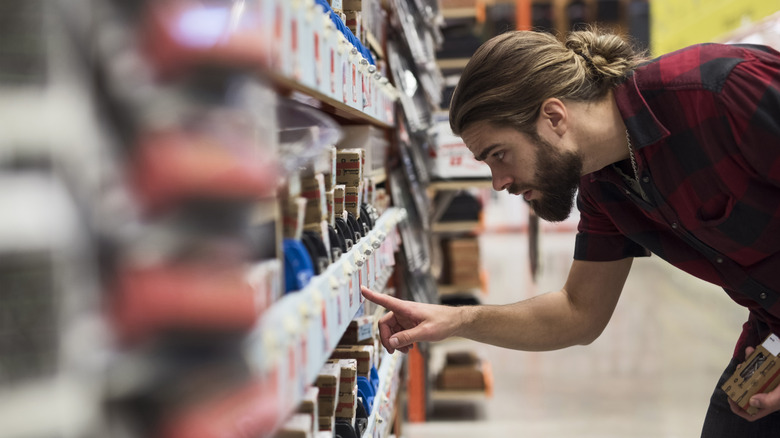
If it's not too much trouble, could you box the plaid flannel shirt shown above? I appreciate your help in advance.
[575,43,780,360]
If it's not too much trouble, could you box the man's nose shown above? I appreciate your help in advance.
[491,170,512,192]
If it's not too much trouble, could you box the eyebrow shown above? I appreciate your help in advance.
[475,144,500,162]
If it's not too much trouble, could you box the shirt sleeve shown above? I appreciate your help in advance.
[718,45,780,188]
[573,182,651,261]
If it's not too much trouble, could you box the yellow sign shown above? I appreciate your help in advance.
[651,0,780,55]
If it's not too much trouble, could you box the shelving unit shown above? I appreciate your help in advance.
[244,208,405,416]
[0,1,450,437]
[271,72,395,129]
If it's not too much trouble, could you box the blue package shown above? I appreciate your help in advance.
[283,238,315,293]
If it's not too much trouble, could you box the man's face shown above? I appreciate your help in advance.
[461,121,583,222]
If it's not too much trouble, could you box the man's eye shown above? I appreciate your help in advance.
[493,151,505,161]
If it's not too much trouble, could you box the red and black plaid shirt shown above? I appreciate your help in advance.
[575,43,780,360]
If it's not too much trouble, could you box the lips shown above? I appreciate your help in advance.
[523,190,533,201]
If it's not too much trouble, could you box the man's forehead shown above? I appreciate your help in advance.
[460,121,492,148]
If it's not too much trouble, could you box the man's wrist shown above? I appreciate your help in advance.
[455,304,479,338]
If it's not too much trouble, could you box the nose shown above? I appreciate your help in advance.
[491,170,512,192]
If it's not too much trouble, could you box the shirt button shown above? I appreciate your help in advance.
[642,176,650,183]
[716,257,723,264]
[671,222,678,229]
[760,292,768,300]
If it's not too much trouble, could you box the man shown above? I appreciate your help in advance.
[361,28,780,435]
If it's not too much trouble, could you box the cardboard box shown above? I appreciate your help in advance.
[327,358,358,395]
[315,363,340,391]
[450,269,481,287]
[276,414,313,438]
[339,316,375,345]
[343,10,362,40]
[318,414,335,431]
[443,237,481,286]
[430,112,491,179]
[318,398,337,416]
[336,149,363,187]
[331,345,374,378]
[297,387,320,435]
[335,387,358,419]
[282,197,307,240]
[344,184,361,218]
[325,190,335,225]
[342,0,363,10]
[722,334,780,415]
[337,125,388,181]
[437,364,486,391]
[301,174,327,225]
[333,185,345,217]
[325,148,337,191]
[315,363,341,417]
[437,350,485,391]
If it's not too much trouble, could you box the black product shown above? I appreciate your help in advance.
[358,204,374,234]
[357,214,371,237]
[301,231,329,275]
[355,398,369,434]
[359,204,374,230]
[346,212,363,243]
[440,293,481,307]
[327,225,343,261]
[335,420,359,438]
[334,217,353,252]
[438,192,481,222]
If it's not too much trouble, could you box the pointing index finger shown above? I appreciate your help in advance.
[361,285,403,311]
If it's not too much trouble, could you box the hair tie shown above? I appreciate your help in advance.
[574,49,596,70]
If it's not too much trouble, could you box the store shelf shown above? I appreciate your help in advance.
[271,72,394,129]
[362,350,404,438]
[431,360,493,401]
[441,8,477,19]
[436,57,471,70]
[437,285,482,296]
[0,0,447,437]
[366,31,386,60]
[432,221,482,234]
[142,0,398,129]
[239,207,406,436]
[429,390,486,401]
[428,179,493,192]
[368,168,388,185]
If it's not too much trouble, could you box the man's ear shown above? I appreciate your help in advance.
[537,98,568,136]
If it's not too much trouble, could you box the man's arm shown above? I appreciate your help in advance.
[458,258,633,350]
[362,257,633,353]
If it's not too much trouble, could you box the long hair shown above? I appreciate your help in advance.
[449,28,646,136]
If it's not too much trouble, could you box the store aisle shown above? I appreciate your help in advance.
[405,230,748,438]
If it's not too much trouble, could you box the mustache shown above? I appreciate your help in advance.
[508,183,526,195]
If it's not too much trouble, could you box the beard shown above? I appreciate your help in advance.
[510,133,583,222]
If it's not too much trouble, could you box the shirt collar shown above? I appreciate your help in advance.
[586,71,671,184]
[613,71,671,150]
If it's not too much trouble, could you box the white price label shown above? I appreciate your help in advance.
[763,333,780,357]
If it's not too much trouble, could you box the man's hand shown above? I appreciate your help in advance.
[361,285,465,354]
[728,346,780,421]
